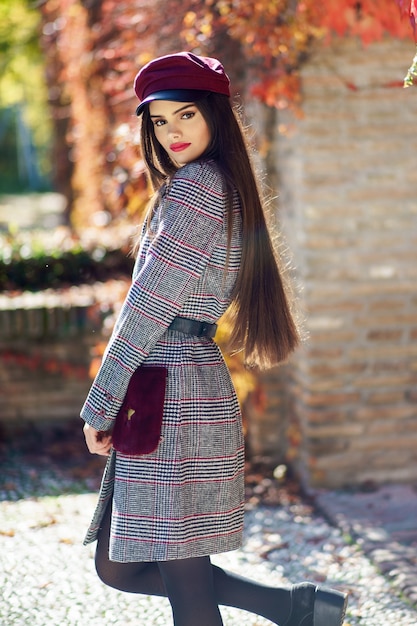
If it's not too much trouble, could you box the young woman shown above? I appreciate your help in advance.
[82,51,347,626]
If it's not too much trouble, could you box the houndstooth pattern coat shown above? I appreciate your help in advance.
[80,160,245,562]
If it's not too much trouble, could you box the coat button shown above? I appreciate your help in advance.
[99,409,105,416]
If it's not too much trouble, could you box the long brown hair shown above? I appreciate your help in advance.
[140,93,300,369]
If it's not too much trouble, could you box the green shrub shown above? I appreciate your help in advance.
[0,228,134,291]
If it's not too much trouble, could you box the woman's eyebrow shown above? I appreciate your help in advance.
[150,103,195,118]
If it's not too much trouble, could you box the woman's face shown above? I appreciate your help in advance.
[149,100,211,166]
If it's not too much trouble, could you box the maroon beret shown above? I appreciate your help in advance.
[134,51,230,115]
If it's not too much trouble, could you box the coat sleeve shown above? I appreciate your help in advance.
[80,161,228,431]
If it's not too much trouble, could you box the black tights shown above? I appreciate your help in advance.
[95,504,292,626]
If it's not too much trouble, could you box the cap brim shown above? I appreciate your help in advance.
[135,89,210,116]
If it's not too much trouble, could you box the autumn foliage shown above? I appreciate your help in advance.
[38,0,415,226]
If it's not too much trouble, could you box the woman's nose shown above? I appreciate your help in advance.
[167,122,181,137]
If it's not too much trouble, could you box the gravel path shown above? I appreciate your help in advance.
[1,449,417,625]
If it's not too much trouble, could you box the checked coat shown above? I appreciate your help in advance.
[80,159,245,562]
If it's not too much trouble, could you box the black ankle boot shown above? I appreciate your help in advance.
[284,582,348,626]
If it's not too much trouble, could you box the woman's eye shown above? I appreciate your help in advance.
[154,119,166,127]
[182,111,195,120]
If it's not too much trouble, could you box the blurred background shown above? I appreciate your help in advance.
[0,0,417,491]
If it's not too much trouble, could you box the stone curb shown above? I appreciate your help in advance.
[315,486,417,609]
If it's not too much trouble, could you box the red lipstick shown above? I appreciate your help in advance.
[170,142,191,152]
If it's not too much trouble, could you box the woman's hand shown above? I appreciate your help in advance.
[83,423,113,456]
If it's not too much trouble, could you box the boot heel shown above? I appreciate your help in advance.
[313,587,348,626]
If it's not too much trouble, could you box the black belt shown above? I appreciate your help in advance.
[168,316,217,339]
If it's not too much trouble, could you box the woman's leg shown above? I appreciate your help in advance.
[212,564,291,624]
[95,503,346,625]
[158,556,224,626]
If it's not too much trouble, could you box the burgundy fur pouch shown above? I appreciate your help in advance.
[112,366,168,455]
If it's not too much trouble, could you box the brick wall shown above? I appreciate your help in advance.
[270,38,417,487]
[0,283,128,432]
[0,305,96,429]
